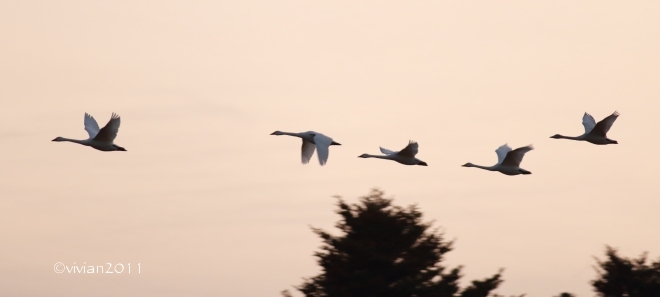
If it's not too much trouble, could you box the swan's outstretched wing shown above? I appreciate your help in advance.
[301,140,316,164]
[495,144,512,165]
[501,145,534,167]
[379,147,397,155]
[84,113,101,139]
[582,113,596,134]
[314,134,333,166]
[590,111,620,137]
[397,141,419,158]
[93,113,121,143]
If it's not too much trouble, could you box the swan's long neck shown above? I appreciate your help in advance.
[472,164,497,171]
[555,134,583,140]
[362,154,392,160]
[280,132,301,137]
[58,138,89,145]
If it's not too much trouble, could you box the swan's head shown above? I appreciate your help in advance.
[52,137,64,142]
[462,162,475,167]
[417,161,428,166]
[270,131,284,136]
[550,134,563,139]
[358,154,370,158]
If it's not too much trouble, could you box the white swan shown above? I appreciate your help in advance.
[52,113,127,151]
[358,141,428,166]
[462,144,533,175]
[551,111,620,145]
[270,131,341,166]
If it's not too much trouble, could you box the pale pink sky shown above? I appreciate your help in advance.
[1,1,659,296]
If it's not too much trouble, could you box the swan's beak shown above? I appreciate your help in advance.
[331,141,341,145]
[118,147,127,151]
[270,132,277,135]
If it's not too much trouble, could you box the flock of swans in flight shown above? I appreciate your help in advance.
[52,110,620,176]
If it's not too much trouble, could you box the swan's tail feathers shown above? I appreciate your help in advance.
[519,169,532,175]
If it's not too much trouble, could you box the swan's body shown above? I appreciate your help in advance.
[270,130,341,166]
[462,144,533,176]
[551,111,619,145]
[358,141,427,166]
[53,113,126,152]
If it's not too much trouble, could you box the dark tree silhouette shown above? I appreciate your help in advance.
[591,246,660,297]
[283,189,521,297]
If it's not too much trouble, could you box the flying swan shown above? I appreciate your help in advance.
[462,144,533,175]
[358,141,428,166]
[551,111,620,145]
[270,131,341,166]
[52,113,127,152]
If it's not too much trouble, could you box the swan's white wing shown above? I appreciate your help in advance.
[396,141,419,158]
[92,113,121,143]
[84,113,101,139]
[590,111,620,137]
[582,113,597,134]
[301,140,316,164]
[314,134,333,166]
[495,144,512,165]
[379,147,397,155]
[500,145,534,167]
